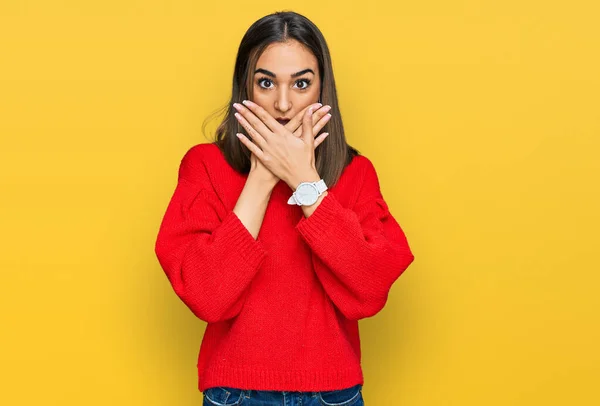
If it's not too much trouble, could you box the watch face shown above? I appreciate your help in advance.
[296,183,318,205]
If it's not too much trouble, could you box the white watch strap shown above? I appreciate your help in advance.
[314,179,328,193]
[287,194,299,205]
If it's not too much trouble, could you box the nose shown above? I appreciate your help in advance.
[275,89,292,114]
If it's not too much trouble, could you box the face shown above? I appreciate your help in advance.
[251,40,321,126]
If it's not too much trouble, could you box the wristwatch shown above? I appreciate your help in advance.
[287,179,328,206]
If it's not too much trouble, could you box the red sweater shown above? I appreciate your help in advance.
[154,142,414,392]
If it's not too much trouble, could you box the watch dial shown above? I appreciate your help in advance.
[296,184,317,205]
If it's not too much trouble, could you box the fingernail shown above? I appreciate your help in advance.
[242,100,251,106]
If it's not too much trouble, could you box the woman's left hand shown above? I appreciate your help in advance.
[233,100,327,189]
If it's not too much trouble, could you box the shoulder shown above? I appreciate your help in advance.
[344,153,379,184]
[330,153,382,207]
[342,153,385,207]
[180,142,219,166]
[177,142,220,183]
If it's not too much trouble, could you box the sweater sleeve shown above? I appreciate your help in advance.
[295,157,415,321]
[154,146,268,323]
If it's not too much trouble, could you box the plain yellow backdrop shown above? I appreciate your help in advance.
[1,1,599,405]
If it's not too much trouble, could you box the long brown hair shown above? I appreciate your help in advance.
[202,10,360,188]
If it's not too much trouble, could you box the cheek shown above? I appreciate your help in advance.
[251,88,270,106]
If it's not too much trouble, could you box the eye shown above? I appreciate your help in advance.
[256,77,312,90]
[294,78,311,90]
[257,77,274,89]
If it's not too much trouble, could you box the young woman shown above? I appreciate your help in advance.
[155,10,415,406]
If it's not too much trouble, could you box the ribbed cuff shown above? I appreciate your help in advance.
[216,210,268,264]
[295,192,342,243]
[183,209,268,282]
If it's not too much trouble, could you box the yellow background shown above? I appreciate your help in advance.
[1,1,599,404]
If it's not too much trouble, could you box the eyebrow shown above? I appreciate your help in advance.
[254,68,315,78]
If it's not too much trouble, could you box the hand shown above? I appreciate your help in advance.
[249,150,279,189]
[284,103,332,140]
[234,100,331,189]
[248,104,331,189]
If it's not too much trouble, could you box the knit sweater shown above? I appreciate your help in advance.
[154,142,415,392]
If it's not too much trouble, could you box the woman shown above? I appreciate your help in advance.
[154,10,415,406]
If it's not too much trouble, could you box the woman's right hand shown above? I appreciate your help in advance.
[247,104,332,189]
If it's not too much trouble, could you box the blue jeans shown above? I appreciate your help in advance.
[202,384,364,405]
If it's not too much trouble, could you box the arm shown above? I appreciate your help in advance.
[233,174,274,240]
[154,146,270,323]
[295,158,415,321]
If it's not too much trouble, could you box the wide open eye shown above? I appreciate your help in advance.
[257,77,274,89]
[294,78,311,90]
[256,77,312,90]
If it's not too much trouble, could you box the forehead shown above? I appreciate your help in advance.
[256,40,318,75]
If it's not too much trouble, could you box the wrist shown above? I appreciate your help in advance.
[247,172,277,194]
[287,169,321,190]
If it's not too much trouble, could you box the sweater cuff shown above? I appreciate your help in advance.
[213,210,268,265]
[295,191,341,241]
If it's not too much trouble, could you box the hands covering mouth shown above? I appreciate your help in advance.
[232,100,332,189]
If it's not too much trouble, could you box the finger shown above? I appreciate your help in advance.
[286,104,316,133]
[301,105,317,144]
[287,103,327,133]
[239,100,281,134]
[314,132,329,148]
[234,102,273,142]
[286,108,308,138]
[234,112,267,148]
[288,104,329,135]
[236,133,265,159]
[294,109,332,138]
